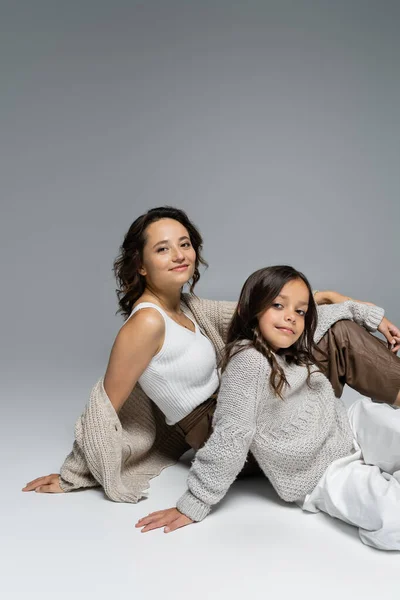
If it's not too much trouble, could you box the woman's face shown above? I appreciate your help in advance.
[258,279,310,351]
[139,218,197,292]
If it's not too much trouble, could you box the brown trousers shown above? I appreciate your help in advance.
[176,321,400,458]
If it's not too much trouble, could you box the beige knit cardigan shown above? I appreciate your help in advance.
[59,295,236,502]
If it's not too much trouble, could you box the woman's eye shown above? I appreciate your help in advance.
[157,247,168,253]
[181,242,191,248]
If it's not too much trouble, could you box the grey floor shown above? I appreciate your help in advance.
[3,383,399,600]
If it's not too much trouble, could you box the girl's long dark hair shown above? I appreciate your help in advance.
[113,206,208,319]
[220,265,325,399]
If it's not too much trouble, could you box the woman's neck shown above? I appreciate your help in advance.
[143,286,183,314]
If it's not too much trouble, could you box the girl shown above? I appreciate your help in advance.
[23,211,400,507]
[137,266,400,551]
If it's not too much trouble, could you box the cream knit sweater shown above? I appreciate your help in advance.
[59,295,236,502]
[176,301,385,521]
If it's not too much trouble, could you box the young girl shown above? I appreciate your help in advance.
[136,265,400,551]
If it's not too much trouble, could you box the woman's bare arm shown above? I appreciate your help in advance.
[22,308,165,493]
[103,309,164,412]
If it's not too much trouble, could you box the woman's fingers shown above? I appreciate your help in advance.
[22,476,52,491]
[22,474,62,493]
[35,484,59,493]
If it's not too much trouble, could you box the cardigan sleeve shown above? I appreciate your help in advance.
[182,295,237,343]
[314,301,384,344]
[59,438,98,492]
[176,346,265,522]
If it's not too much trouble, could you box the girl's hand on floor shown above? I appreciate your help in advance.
[378,318,400,353]
[135,507,193,533]
[22,474,63,493]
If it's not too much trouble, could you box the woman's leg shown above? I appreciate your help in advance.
[176,398,261,476]
[315,320,400,405]
[175,398,217,450]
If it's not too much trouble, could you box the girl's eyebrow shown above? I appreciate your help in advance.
[152,236,190,249]
[277,294,309,307]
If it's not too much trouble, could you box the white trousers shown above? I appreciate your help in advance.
[301,397,400,551]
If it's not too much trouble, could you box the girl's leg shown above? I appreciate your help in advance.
[303,453,400,551]
[315,320,400,405]
[348,396,400,474]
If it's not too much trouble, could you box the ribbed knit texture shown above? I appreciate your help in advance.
[59,295,236,500]
[129,303,219,425]
[176,301,384,521]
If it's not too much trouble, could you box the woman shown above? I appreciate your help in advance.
[22,207,400,499]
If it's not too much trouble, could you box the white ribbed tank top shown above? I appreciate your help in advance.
[128,302,220,425]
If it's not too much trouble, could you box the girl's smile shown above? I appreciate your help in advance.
[258,278,309,350]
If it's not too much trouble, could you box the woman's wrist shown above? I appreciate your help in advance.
[314,290,336,305]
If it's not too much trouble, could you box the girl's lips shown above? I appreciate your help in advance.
[276,326,295,334]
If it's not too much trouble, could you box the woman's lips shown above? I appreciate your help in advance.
[171,265,189,272]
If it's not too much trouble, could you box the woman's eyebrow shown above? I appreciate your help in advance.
[152,236,190,249]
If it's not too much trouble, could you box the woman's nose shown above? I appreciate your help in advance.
[171,247,185,261]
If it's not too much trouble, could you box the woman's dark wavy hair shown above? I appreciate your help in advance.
[113,206,208,319]
[221,265,325,399]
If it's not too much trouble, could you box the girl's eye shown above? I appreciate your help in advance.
[297,310,306,316]
[272,303,283,309]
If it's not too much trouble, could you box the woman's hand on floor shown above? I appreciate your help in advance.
[136,507,193,533]
[378,318,400,353]
[22,474,63,493]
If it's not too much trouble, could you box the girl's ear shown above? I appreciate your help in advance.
[138,265,147,276]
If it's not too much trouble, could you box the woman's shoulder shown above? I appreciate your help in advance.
[119,304,165,340]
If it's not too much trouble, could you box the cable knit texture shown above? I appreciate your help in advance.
[59,295,236,500]
[176,301,384,521]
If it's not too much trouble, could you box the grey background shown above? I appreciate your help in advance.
[2,2,400,598]
[2,0,399,394]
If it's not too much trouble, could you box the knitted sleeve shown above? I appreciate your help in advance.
[176,346,266,522]
[314,301,384,344]
[59,439,99,491]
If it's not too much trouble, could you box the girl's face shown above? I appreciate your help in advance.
[139,218,196,291]
[258,279,310,351]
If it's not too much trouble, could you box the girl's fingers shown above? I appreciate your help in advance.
[164,516,193,533]
[140,519,169,533]
[135,512,166,527]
